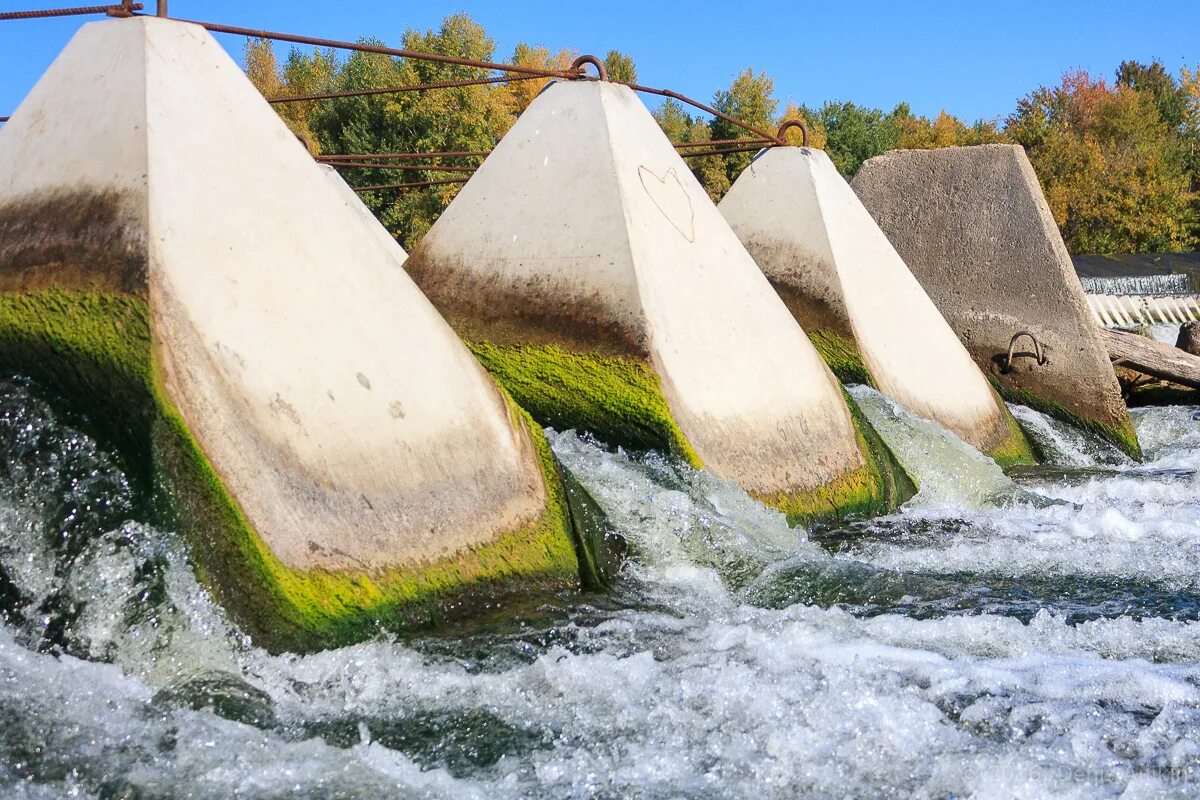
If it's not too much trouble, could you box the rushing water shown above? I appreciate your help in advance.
[3,378,1200,799]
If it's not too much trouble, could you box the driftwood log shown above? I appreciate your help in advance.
[1103,329,1200,390]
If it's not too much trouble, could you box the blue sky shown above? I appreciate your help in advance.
[1,0,1198,124]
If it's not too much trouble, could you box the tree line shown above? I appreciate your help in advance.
[245,13,1200,256]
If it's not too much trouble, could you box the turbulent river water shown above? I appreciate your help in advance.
[2,376,1200,799]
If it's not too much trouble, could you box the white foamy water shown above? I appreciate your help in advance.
[3,378,1200,798]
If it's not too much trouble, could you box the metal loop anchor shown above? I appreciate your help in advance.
[1002,331,1049,373]
[570,55,608,82]
[776,119,810,148]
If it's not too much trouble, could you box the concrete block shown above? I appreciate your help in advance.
[852,145,1138,458]
[0,17,581,651]
[406,80,914,523]
[720,146,1034,466]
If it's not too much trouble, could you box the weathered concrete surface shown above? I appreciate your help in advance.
[0,17,579,651]
[720,147,1034,466]
[406,80,914,522]
[852,144,1139,458]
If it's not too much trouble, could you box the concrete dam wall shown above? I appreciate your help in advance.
[852,144,1140,458]
[0,16,1152,654]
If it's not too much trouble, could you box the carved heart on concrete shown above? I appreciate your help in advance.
[638,165,696,243]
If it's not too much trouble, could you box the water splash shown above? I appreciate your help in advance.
[847,384,1023,507]
[1008,402,1133,468]
[1,378,1200,797]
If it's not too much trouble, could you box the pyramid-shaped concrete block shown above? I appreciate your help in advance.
[0,17,581,651]
[406,80,913,522]
[720,146,1035,466]
[852,144,1138,458]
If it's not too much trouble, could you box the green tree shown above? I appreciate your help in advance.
[294,15,514,247]
[808,101,902,177]
[603,50,637,83]
[711,68,778,183]
[652,97,693,142]
[1117,60,1188,129]
[500,43,573,116]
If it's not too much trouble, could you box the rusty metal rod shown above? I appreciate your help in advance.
[0,2,141,19]
[158,17,581,79]
[674,137,771,149]
[678,144,768,159]
[269,73,545,104]
[353,178,469,191]
[318,150,491,161]
[621,81,783,145]
[320,161,476,172]
[0,117,8,123]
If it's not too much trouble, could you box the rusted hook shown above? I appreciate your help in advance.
[776,119,809,147]
[571,55,608,82]
[1001,331,1049,373]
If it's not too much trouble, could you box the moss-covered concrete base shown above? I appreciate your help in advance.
[468,340,703,466]
[987,388,1040,468]
[468,339,915,527]
[0,289,583,652]
[756,391,917,526]
[807,330,873,386]
[807,329,1036,469]
[991,377,1142,461]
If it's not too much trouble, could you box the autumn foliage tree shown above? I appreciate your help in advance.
[1008,68,1196,254]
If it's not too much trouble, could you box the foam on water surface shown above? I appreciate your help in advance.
[3,377,1200,798]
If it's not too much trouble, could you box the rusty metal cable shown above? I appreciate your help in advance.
[320,161,476,172]
[353,178,469,192]
[318,150,491,161]
[674,137,771,149]
[619,82,783,145]
[0,2,141,19]
[319,138,769,162]
[156,17,581,80]
[1,11,780,153]
[678,144,768,159]
[269,73,547,104]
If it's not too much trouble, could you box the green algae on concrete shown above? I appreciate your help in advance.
[807,327,1037,470]
[0,288,583,653]
[758,390,917,526]
[469,338,915,527]
[992,378,1142,462]
[807,330,873,387]
[156,389,580,653]
[467,340,703,467]
[986,390,1040,469]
